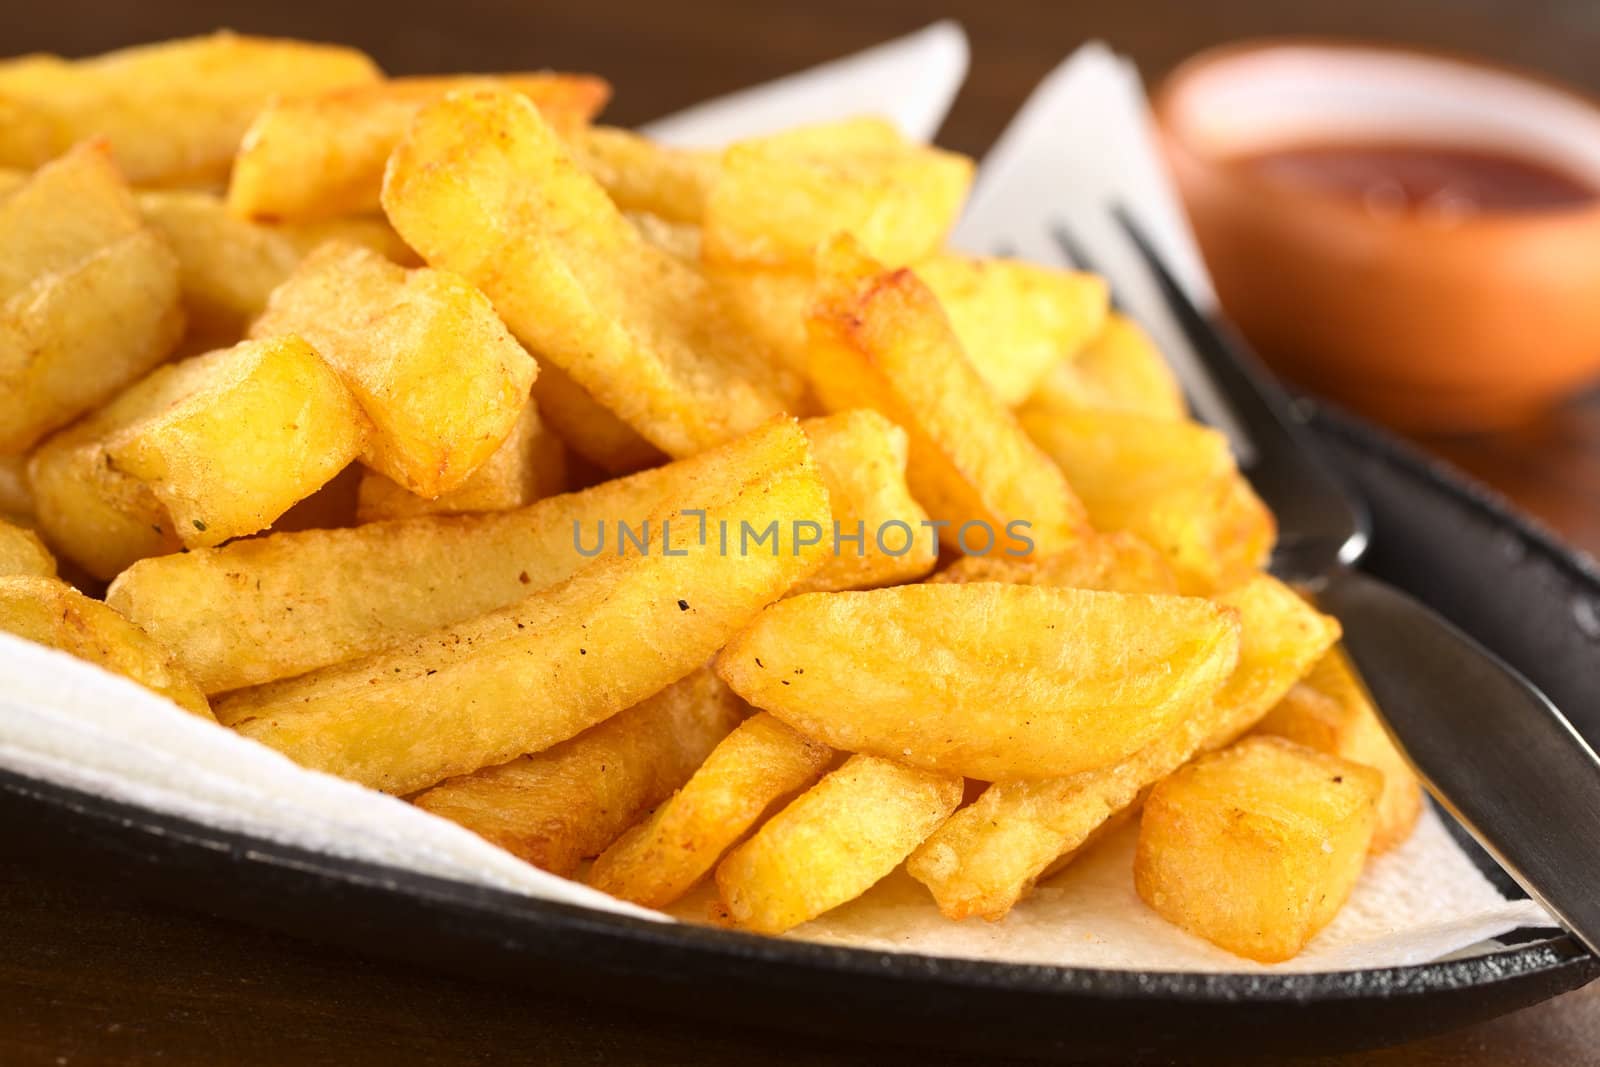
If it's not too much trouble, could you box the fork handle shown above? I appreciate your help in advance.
[1318,567,1600,955]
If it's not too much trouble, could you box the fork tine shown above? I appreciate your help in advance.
[1105,205,1371,581]
[1049,224,1124,311]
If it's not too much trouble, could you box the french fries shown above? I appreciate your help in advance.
[907,573,1340,920]
[216,418,830,794]
[704,118,971,268]
[0,519,53,578]
[715,755,963,934]
[1,142,184,453]
[228,73,609,222]
[0,454,30,519]
[1256,646,1423,854]
[1024,312,1188,420]
[1135,736,1380,963]
[531,362,666,475]
[717,583,1241,781]
[0,33,381,185]
[588,712,832,908]
[808,237,1088,554]
[575,126,717,223]
[915,254,1109,405]
[0,576,212,719]
[414,668,744,876]
[383,89,795,458]
[930,530,1178,594]
[251,241,537,498]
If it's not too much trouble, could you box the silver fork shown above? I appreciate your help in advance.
[1053,208,1600,956]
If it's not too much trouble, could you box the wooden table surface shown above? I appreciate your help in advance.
[4,1,1600,1063]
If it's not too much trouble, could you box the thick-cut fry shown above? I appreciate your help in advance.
[30,336,364,577]
[414,668,744,876]
[717,583,1240,781]
[588,712,832,908]
[706,266,815,397]
[382,89,794,458]
[229,73,609,221]
[251,241,536,497]
[704,118,972,268]
[109,418,815,692]
[792,411,937,594]
[907,573,1340,921]
[0,518,53,578]
[808,237,1087,555]
[355,397,566,521]
[716,755,963,934]
[1024,312,1188,420]
[0,456,31,520]
[930,530,1177,594]
[216,419,831,794]
[575,126,717,223]
[531,362,665,474]
[0,576,212,719]
[1256,646,1423,854]
[0,33,381,185]
[915,254,1109,405]
[1020,408,1274,593]
[1135,736,1380,963]
[1,142,184,453]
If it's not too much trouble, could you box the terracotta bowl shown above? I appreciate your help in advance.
[1155,41,1600,432]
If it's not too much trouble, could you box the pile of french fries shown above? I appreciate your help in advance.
[0,33,1424,963]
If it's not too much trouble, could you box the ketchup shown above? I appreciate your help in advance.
[1236,142,1597,216]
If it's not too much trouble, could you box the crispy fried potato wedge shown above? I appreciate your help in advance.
[30,335,364,576]
[218,420,830,795]
[717,583,1241,781]
[0,454,30,519]
[228,73,608,221]
[531,362,665,475]
[383,89,793,457]
[930,530,1177,594]
[716,755,963,934]
[575,127,717,223]
[915,254,1109,405]
[1,143,184,453]
[1135,736,1379,962]
[706,266,815,398]
[1024,312,1188,420]
[251,241,536,497]
[588,712,832,908]
[0,575,211,718]
[0,518,53,578]
[808,238,1087,555]
[108,419,814,693]
[0,33,380,185]
[1020,408,1274,593]
[703,118,971,268]
[792,411,937,594]
[1256,646,1423,854]
[414,667,744,876]
[907,573,1339,920]
[355,396,566,521]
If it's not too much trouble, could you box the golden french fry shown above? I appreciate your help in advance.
[1,142,184,453]
[228,73,609,221]
[791,411,937,594]
[575,126,717,223]
[907,573,1340,921]
[0,455,31,520]
[717,583,1240,781]
[215,418,831,794]
[251,241,536,498]
[716,755,963,934]
[531,362,665,475]
[930,530,1177,594]
[807,237,1087,555]
[703,118,971,268]
[915,254,1109,405]
[588,712,832,908]
[1135,735,1380,963]
[0,33,381,185]
[706,266,815,398]
[1256,646,1423,854]
[382,89,794,458]
[0,518,53,578]
[355,396,566,521]
[415,667,744,876]
[0,575,212,718]
[30,335,365,576]
[1024,312,1188,420]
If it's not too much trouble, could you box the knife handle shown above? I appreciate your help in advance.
[1318,568,1600,955]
